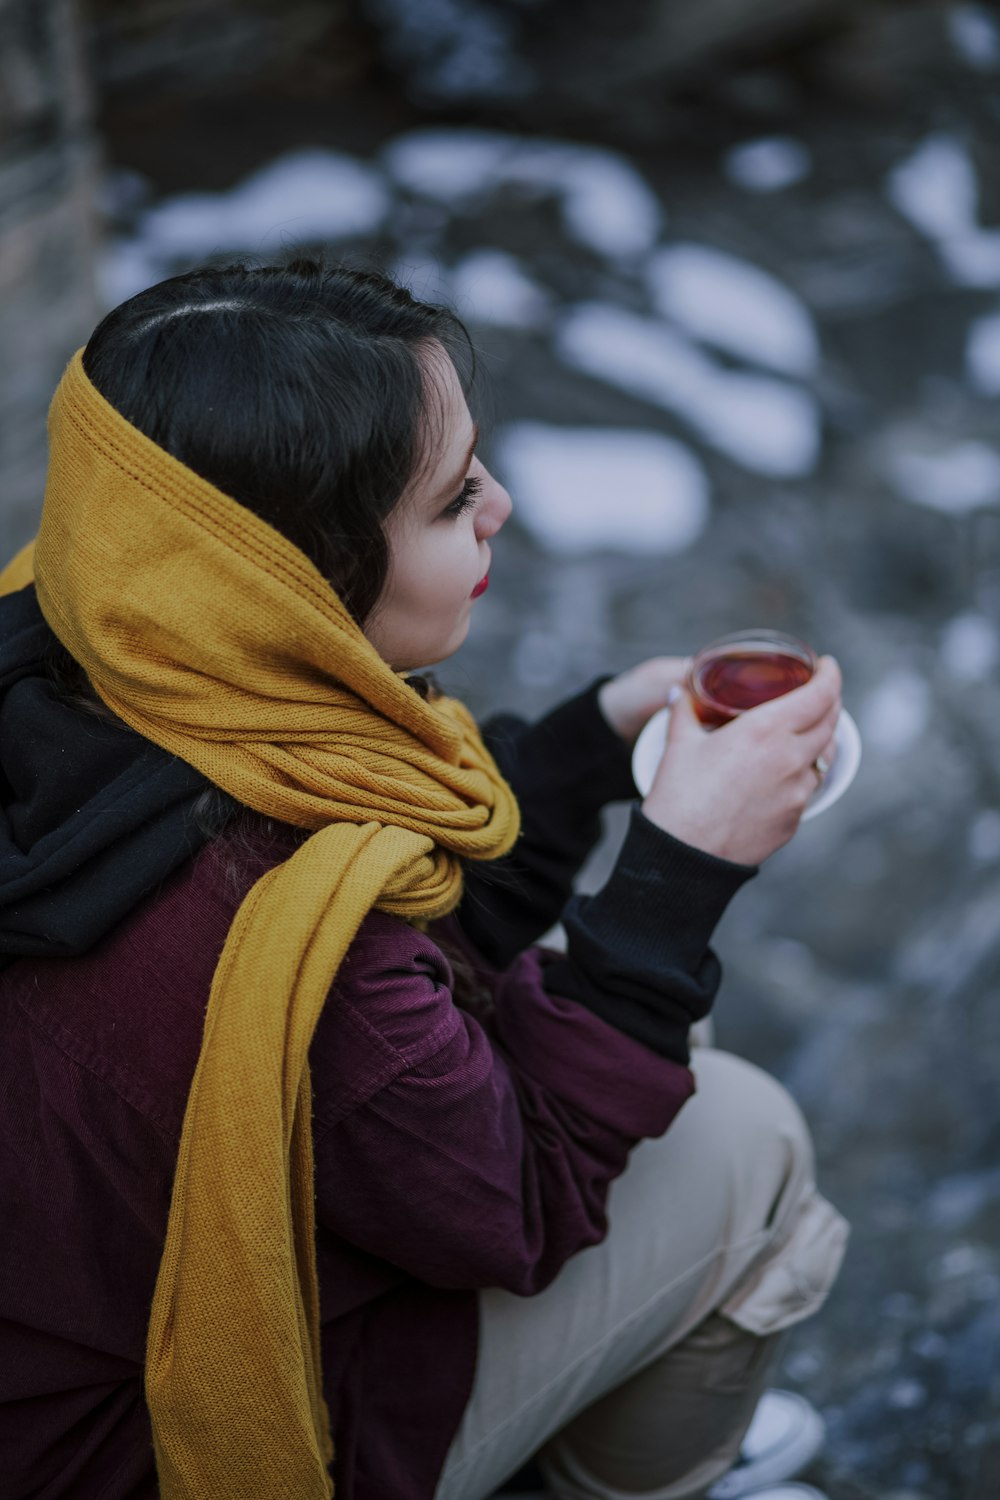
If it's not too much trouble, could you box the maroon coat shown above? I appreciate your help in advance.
[0,678,753,1500]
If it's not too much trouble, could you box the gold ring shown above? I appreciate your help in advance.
[813,755,831,785]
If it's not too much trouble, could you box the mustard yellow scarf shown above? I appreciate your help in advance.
[3,351,520,1498]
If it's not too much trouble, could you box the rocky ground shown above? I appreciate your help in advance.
[31,2,1000,1494]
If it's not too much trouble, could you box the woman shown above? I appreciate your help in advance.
[0,260,847,1500]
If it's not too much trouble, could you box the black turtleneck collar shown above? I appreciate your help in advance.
[0,585,210,960]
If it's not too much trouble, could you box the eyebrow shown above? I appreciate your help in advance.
[435,423,480,501]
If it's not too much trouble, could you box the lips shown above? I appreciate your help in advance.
[470,573,489,599]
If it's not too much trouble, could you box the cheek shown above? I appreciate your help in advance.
[432,523,477,580]
[400,535,472,615]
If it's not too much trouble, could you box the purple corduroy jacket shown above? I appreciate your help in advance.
[0,684,752,1500]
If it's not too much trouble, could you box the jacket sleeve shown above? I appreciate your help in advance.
[309,910,693,1296]
[538,806,757,1063]
[452,800,757,1067]
[459,678,638,966]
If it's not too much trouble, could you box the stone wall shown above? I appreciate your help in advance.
[0,0,99,557]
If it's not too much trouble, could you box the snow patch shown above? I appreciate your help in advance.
[495,422,710,556]
[940,612,999,681]
[557,303,820,477]
[886,134,1000,288]
[383,128,517,200]
[860,669,931,754]
[723,137,812,193]
[887,134,978,241]
[100,149,391,304]
[383,128,663,261]
[510,147,663,260]
[450,250,550,327]
[948,3,1000,70]
[966,308,1000,394]
[886,440,1000,513]
[940,233,1000,287]
[142,149,390,255]
[645,243,819,376]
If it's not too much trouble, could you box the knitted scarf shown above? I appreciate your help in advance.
[4,351,520,1498]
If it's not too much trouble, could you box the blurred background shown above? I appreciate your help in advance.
[4,1,1000,1494]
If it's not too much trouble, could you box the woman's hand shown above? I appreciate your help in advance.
[597,656,691,746]
[641,656,842,867]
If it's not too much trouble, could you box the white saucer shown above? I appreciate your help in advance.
[631,705,862,822]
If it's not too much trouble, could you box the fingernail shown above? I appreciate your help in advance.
[666,685,681,706]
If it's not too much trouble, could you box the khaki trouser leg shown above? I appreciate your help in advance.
[538,1314,783,1499]
[435,1049,848,1500]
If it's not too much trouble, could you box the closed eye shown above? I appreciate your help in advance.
[442,475,483,518]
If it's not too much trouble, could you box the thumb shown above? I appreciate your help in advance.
[664,685,704,744]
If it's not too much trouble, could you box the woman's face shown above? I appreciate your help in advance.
[364,349,512,670]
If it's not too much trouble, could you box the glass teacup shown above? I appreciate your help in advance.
[686,629,818,729]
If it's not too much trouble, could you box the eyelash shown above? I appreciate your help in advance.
[443,475,483,518]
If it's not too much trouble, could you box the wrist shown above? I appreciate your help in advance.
[640,793,742,865]
[596,676,630,742]
[634,803,758,875]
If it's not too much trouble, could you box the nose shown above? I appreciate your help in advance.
[474,463,512,540]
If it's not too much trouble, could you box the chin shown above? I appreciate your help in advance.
[383,608,473,672]
[422,619,472,669]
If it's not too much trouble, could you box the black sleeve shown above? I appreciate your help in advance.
[457,678,639,968]
[542,805,758,1064]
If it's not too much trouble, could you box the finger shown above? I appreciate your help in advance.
[818,731,838,772]
[797,712,841,767]
[801,731,839,791]
[753,656,842,733]
[795,700,841,755]
[781,656,841,729]
[643,655,692,691]
[664,686,705,744]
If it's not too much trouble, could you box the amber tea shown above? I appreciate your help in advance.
[687,630,817,729]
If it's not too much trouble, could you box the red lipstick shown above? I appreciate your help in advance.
[471,573,489,599]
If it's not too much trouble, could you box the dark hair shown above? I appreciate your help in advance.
[47,259,472,848]
[82,258,475,625]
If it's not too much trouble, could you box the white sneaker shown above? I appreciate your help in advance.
[706,1390,826,1499]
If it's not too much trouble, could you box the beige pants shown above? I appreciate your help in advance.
[436,1049,848,1500]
